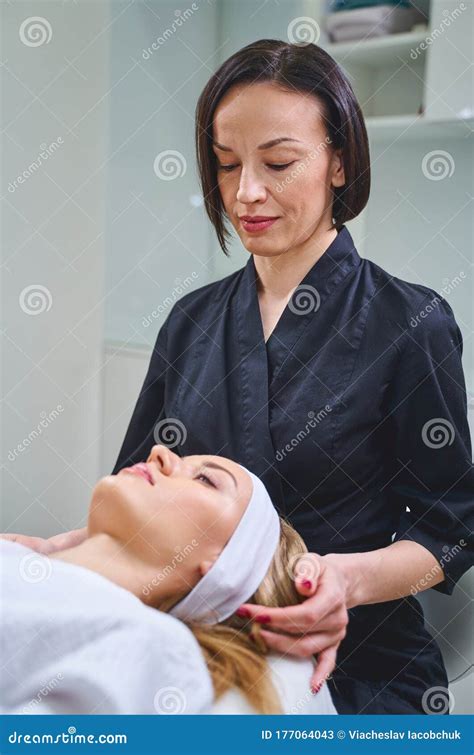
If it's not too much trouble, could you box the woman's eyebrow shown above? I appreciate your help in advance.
[212,137,303,152]
[199,461,237,488]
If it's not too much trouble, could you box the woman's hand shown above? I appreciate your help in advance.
[236,552,351,693]
[0,527,88,555]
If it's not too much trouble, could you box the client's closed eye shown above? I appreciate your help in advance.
[195,472,217,488]
[191,460,237,489]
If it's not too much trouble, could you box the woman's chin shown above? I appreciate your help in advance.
[92,474,121,497]
[88,476,122,523]
[87,475,132,539]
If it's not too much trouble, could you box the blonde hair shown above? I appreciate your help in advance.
[162,517,308,714]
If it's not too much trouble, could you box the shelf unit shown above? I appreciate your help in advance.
[320,1,473,142]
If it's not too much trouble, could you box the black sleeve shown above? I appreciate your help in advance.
[387,292,474,595]
[112,316,169,474]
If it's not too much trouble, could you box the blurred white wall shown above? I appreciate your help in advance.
[1,0,223,532]
[103,0,219,347]
[1,0,110,537]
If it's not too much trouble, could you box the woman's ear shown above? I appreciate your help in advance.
[331,148,345,188]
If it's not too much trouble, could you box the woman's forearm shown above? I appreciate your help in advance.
[323,540,444,609]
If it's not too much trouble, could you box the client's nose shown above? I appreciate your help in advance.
[147,444,179,476]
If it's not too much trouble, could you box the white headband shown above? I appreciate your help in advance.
[169,465,280,624]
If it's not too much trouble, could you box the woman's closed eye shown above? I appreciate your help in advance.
[195,472,218,488]
[217,162,295,172]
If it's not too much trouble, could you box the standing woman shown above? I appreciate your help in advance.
[112,40,474,714]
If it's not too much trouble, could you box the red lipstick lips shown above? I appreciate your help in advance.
[240,216,279,233]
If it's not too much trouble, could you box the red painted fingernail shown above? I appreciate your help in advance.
[311,682,323,695]
[254,614,271,623]
[249,633,256,643]
[301,579,312,589]
[236,607,251,617]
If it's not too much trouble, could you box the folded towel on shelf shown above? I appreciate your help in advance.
[325,3,426,42]
[330,0,412,11]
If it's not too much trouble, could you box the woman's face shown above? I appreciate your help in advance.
[212,81,345,258]
[88,445,253,599]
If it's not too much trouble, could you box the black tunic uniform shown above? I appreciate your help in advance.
[112,225,474,714]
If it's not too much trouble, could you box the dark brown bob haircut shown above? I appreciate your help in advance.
[195,38,371,256]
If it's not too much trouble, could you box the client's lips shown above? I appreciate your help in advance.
[122,463,154,485]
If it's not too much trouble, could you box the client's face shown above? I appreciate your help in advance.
[88,445,253,601]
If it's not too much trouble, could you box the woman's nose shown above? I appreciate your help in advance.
[236,169,266,204]
[147,444,178,475]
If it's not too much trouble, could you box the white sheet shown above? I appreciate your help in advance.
[0,540,213,714]
[211,654,338,714]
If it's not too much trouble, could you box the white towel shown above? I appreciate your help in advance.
[0,540,213,715]
[210,654,338,714]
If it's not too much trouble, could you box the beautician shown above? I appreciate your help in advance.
[112,40,474,714]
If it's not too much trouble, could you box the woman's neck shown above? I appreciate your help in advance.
[49,533,176,608]
[254,223,337,298]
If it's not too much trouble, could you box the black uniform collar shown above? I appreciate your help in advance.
[246,223,361,294]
